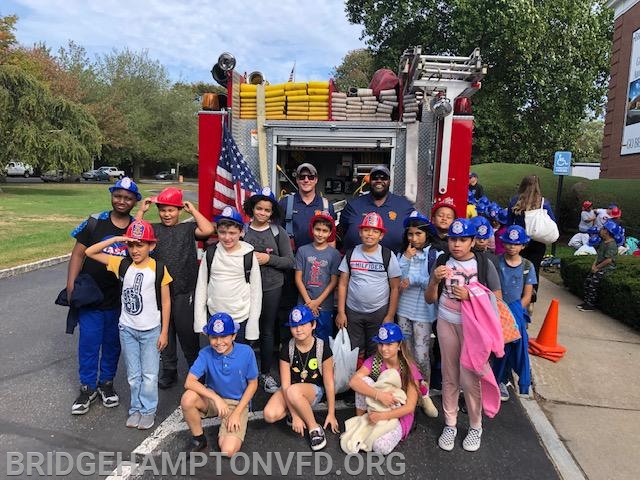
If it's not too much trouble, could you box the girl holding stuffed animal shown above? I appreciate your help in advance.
[346,323,421,455]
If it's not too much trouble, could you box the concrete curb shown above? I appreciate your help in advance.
[0,254,70,279]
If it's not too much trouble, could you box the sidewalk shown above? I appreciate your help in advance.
[530,276,640,480]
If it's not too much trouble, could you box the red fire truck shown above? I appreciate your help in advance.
[197,47,486,223]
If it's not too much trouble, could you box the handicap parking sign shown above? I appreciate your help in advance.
[553,151,571,176]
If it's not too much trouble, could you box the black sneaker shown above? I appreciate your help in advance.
[71,385,97,415]
[188,436,209,454]
[97,381,120,408]
[158,370,178,390]
[285,413,293,427]
[309,426,327,451]
[577,303,596,312]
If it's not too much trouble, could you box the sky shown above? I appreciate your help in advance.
[2,0,367,84]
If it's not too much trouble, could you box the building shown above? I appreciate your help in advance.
[603,0,640,177]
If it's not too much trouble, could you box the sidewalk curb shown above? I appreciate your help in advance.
[523,376,586,480]
[0,254,70,279]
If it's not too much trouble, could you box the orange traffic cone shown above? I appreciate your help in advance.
[528,298,566,362]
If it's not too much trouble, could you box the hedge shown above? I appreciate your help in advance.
[560,256,640,331]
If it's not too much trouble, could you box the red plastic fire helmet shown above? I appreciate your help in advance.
[151,187,184,208]
[358,212,387,233]
[126,220,158,242]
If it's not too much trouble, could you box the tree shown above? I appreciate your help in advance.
[331,48,376,92]
[0,16,101,174]
[573,119,604,163]
[345,0,613,166]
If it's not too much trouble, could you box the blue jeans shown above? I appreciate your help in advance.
[78,307,121,389]
[119,324,161,415]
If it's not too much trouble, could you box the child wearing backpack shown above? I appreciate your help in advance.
[344,323,421,455]
[425,218,503,452]
[85,220,172,430]
[294,212,342,344]
[336,212,401,361]
[263,305,339,451]
[242,187,294,394]
[194,207,262,343]
[492,225,537,401]
[397,211,439,418]
[136,187,215,389]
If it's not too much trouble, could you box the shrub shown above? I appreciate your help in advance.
[561,256,640,331]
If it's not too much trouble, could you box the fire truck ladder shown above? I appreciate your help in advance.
[399,47,487,195]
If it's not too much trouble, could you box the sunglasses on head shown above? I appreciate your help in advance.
[298,174,316,180]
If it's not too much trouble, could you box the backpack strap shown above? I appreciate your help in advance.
[285,194,295,237]
[154,260,165,312]
[435,252,451,298]
[521,258,533,298]
[315,337,324,377]
[475,251,489,287]
[381,246,392,275]
[322,196,329,212]
[206,243,217,280]
[288,338,295,366]
[345,248,354,273]
[427,246,437,274]
[270,224,280,237]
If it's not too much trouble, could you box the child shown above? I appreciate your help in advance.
[85,220,172,430]
[396,211,439,417]
[194,206,262,343]
[485,202,501,252]
[336,212,401,361]
[137,187,215,389]
[494,208,509,255]
[471,215,499,269]
[263,305,339,451]
[493,225,537,401]
[294,213,342,344]
[180,313,259,456]
[345,323,421,455]
[242,187,294,394]
[425,218,503,452]
[430,200,457,253]
[577,220,622,312]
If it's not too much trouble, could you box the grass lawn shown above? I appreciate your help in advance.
[0,182,197,269]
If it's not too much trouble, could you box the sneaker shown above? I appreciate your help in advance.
[137,413,155,430]
[576,303,587,310]
[260,374,280,394]
[421,395,439,418]
[462,427,483,452]
[97,381,119,408]
[309,426,327,451]
[71,385,98,415]
[285,413,293,427]
[499,383,510,402]
[158,369,178,389]
[438,426,457,451]
[188,436,209,454]
[578,304,596,312]
[126,412,141,428]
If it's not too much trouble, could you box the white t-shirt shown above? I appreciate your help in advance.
[108,257,172,331]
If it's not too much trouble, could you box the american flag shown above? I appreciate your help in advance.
[212,125,261,222]
[288,61,296,82]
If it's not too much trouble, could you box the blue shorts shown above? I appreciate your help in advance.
[311,384,324,406]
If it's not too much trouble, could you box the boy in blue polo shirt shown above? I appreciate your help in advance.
[180,313,259,457]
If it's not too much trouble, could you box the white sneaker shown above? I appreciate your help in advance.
[260,374,280,394]
[438,426,457,451]
[499,382,510,402]
[462,427,483,452]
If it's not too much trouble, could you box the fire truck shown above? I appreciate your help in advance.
[197,47,486,224]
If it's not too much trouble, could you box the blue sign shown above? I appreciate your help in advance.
[553,151,572,176]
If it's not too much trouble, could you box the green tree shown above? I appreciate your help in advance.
[345,0,613,166]
[331,48,376,92]
[573,119,604,163]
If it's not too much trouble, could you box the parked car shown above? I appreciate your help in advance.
[41,170,82,183]
[97,166,125,179]
[4,161,34,177]
[82,169,111,181]
[154,171,175,180]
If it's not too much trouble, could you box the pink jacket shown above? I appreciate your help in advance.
[460,282,504,418]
